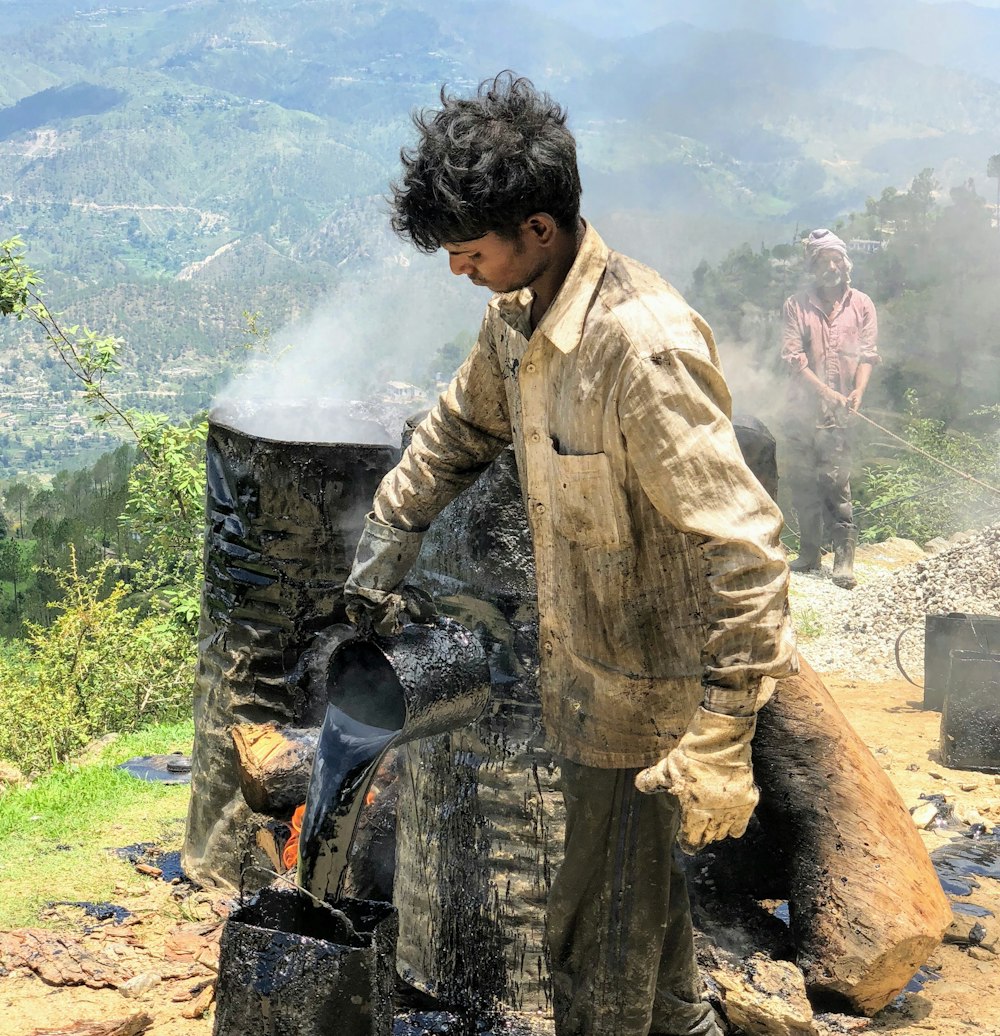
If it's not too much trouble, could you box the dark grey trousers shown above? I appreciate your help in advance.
[784,421,854,552]
[546,759,722,1036]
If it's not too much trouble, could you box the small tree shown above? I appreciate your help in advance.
[0,237,207,629]
[0,537,34,622]
[0,550,195,774]
[4,482,32,538]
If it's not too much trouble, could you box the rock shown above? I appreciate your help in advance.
[713,954,816,1036]
[968,946,996,962]
[119,973,161,998]
[943,914,984,946]
[32,1012,154,1036]
[788,522,1000,682]
[954,804,986,827]
[855,538,926,568]
[909,802,939,829]
[0,930,128,989]
[181,981,216,1019]
[812,1015,873,1034]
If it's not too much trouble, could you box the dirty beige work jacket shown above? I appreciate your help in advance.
[373,223,797,768]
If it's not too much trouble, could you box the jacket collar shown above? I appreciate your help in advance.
[490,221,609,353]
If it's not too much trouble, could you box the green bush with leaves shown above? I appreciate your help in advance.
[0,238,215,776]
[0,550,195,776]
[856,398,1000,544]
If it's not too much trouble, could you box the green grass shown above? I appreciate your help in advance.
[0,719,194,929]
[793,604,825,641]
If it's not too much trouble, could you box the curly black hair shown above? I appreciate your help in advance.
[390,71,582,252]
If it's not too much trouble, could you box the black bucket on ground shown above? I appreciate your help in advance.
[923,613,1000,710]
[213,885,398,1036]
[940,650,1000,772]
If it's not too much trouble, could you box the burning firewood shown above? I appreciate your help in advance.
[231,722,318,815]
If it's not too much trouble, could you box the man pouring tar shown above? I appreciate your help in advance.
[345,72,797,1036]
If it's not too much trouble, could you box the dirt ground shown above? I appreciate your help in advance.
[1,671,997,1036]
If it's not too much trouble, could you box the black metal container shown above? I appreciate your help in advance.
[183,401,399,890]
[213,886,397,1036]
[327,618,492,742]
[940,650,1000,772]
[733,412,778,502]
[296,618,491,903]
[923,613,1000,710]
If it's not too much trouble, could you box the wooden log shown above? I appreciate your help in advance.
[752,657,953,1015]
[231,722,318,815]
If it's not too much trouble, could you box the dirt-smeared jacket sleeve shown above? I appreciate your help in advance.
[373,319,512,532]
[618,323,798,714]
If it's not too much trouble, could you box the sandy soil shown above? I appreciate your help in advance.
[816,674,1000,1036]
[1,672,997,1036]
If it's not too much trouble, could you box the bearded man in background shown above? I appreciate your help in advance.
[781,229,880,589]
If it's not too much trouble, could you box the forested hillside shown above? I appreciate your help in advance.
[2,0,1000,483]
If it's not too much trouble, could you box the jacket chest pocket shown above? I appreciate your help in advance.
[550,451,627,550]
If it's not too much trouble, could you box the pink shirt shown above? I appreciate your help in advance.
[781,287,879,419]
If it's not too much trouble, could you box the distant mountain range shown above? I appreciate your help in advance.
[0,0,998,436]
[536,0,1000,84]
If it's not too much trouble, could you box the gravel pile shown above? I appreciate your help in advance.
[790,523,1000,681]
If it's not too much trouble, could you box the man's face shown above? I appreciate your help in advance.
[442,227,548,294]
[811,249,848,290]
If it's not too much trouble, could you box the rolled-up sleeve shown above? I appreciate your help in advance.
[781,297,809,373]
[858,297,880,366]
[374,319,512,532]
[618,332,798,711]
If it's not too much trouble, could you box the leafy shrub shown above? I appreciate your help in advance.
[0,551,195,776]
[856,398,1000,545]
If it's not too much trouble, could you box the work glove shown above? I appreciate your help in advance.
[343,513,436,637]
[634,706,758,855]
